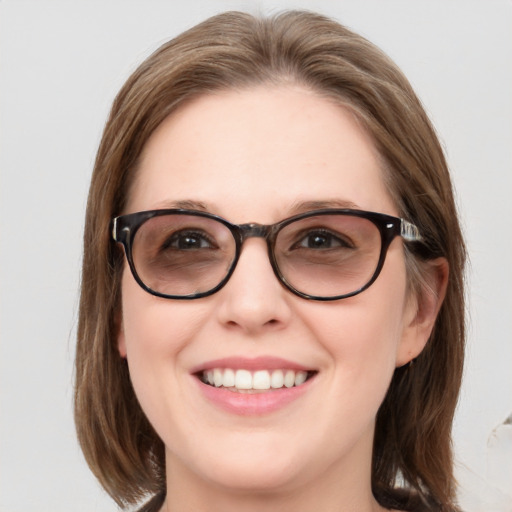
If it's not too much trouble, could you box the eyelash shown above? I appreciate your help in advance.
[163,230,217,250]
[292,229,353,250]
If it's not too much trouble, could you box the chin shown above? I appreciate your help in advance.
[203,460,300,494]
[169,437,307,495]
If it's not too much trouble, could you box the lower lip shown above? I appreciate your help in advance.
[195,377,315,416]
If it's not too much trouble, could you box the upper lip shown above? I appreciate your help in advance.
[190,356,314,374]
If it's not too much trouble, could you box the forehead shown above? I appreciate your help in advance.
[127,85,396,221]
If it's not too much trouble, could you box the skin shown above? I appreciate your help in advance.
[117,85,447,512]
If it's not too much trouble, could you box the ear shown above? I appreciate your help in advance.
[396,257,449,367]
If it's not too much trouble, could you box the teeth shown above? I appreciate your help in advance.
[223,368,235,387]
[295,371,308,386]
[253,370,270,390]
[284,370,295,388]
[235,369,252,390]
[271,369,284,388]
[213,368,223,387]
[202,368,309,391]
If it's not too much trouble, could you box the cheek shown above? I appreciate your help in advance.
[303,258,409,395]
[311,294,405,355]
[311,301,402,387]
[120,269,209,353]
[118,271,210,420]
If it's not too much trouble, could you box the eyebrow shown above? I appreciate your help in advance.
[288,199,361,215]
[152,199,211,211]
[150,198,361,216]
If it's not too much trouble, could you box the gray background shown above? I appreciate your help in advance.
[1,1,511,510]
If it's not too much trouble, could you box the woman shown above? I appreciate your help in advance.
[74,10,465,512]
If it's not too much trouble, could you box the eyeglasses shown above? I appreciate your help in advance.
[112,208,422,301]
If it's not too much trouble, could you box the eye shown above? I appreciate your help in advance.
[294,229,352,250]
[163,230,216,250]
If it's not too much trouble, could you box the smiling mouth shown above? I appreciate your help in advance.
[198,368,317,393]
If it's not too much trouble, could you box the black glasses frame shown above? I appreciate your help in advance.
[112,208,422,301]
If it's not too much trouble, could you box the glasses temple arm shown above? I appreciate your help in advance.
[112,217,119,241]
[400,219,422,242]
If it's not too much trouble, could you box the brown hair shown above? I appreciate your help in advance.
[75,10,465,511]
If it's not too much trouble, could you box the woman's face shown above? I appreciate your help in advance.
[118,86,425,500]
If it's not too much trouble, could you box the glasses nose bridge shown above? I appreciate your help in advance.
[237,223,274,245]
[231,222,281,293]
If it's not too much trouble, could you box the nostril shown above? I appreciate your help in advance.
[225,317,280,329]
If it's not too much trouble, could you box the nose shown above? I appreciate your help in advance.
[215,238,292,335]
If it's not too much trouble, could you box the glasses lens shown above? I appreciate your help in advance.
[274,214,382,298]
[131,214,236,297]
